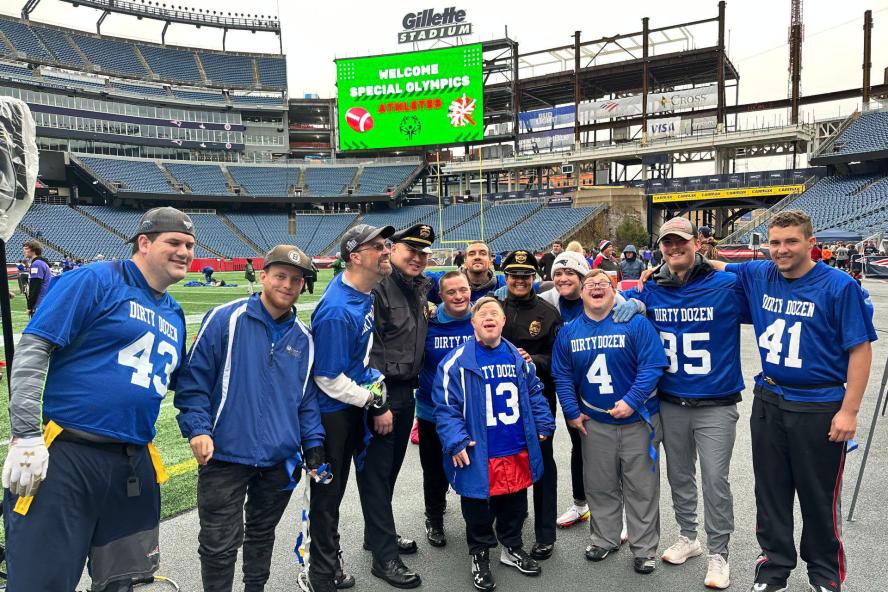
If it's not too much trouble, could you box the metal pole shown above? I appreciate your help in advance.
[847,352,888,520]
[0,240,15,386]
[717,1,726,128]
[642,17,649,145]
[574,31,581,148]
[863,10,873,105]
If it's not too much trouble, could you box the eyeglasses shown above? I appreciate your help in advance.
[356,240,391,253]
[583,282,612,289]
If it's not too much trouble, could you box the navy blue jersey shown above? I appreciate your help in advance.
[726,261,876,402]
[417,313,474,421]
[557,296,584,324]
[311,274,381,413]
[476,341,526,458]
[624,270,749,398]
[552,312,668,424]
[24,261,186,444]
[427,271,507,304]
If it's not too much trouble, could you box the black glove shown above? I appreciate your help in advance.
[303,446,325,470]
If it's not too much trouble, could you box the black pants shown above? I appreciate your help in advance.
[532,392,558,545]
[310,406,365,580]
[357,381,415,561]
[417,417,449,526]
[751,393,847,589]
[461,491,528,554]
[197,460,294,592]
[566,419,586,504]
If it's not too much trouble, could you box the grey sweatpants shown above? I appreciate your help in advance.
[582,416,662,558]
[659,401,738,556]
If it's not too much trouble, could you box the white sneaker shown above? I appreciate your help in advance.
[661,535,703,565]
[704,554,730,589]
[556,504,590,528]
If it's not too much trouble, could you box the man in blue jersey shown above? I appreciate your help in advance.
[308,224,423,592]
[3,207,194,592]
[434,297,556,592]
[428,241,506,304]
[709,210,876,592]
[417,270,474,548]
[174,245,324,592]
[552,268,669,575]
[624,216,749,589]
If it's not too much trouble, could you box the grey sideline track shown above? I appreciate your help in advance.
[81,279,888,592]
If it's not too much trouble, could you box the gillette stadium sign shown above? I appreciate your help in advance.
[399,7,472,43]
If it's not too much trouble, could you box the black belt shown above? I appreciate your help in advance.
[55,430,145,497]
[763,376,844,390]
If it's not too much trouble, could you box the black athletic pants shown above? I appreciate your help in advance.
[197,460,294,592]
[310,406,365,580]
[566,419,586,504]
[751,388,847,590]
[461,491,528,554]
[417,417,449,526]
[532,393,557,545]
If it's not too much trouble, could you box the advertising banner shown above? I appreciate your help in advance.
[651,184,806,204]
[336,44,484,150]
[579,86,717,121]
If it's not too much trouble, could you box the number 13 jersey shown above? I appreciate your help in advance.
[726,260,876,403]
[24,260,186,444]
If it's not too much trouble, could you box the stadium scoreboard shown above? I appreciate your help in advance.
[336,44,483,151]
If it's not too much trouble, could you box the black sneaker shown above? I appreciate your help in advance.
[633,556,657,574]
[749,583,787,592]
[426,519,447,548]
[585,545,618,562]
[530,542,554,560]
[334,550,355,589]
[471,549,496,591]
[499,546,541,576]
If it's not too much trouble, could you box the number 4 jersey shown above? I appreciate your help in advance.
[24,260,186,444]
[726,260,876,403]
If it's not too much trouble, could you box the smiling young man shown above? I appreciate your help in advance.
[3,207,194,592]
[552,269,668,575]
[428,241,506,304]
[624,216,750,589]
[707,211,876,592]
[433,297,555,591]
[416,271,475,547]
[174,245,323,592]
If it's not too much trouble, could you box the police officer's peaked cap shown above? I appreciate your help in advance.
[391,223,436,254]
[502,250,539,276]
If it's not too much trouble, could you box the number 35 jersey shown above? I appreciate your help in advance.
[624,270,749,399]
[24,260,186,444]
[726,260,876,403]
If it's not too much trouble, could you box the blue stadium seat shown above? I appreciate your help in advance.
[356,165,420,195]
[138,44,202,84]
[229,94,285,107]
[361,206,438,233]
[165,163,231,196]
[33,26,84,68]
[256,57,286,88]
[227,165,301,197]
[79,156,175,194]
[0,17,53,61]
[225,212,357,255]
[187,213,255,257]
[490,206,603,252]
[70,33,147,77]
[20,204,131,260]
[4,228,65,262]
[171,88,226,105]
[0,61,34,81]
[831,111,888,159]
[110,80,168,99]
[200,52,254,88]
[303,167,357,197]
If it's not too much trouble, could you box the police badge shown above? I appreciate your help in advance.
[529,320,541,336]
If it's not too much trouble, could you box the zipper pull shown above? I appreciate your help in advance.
[269,343,275,366]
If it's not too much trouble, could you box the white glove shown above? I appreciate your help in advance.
[2,436,50,497]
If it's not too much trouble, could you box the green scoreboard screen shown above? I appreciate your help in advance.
[336,44,483,151]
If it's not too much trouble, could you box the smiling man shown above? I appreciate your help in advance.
[3,207,194,592]
[428,241,506,304]
[709,211,876,592]
[174,245,323,592]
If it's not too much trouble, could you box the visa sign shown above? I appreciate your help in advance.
[648,116,681,138]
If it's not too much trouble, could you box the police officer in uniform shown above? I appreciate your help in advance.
[362,223,435,567]
[499,249,563,560]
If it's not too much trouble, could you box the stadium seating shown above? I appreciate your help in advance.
[138,45,203,84]
[256,57,286,88]
[165,163,231,196]
[225,212,358,255]
[303,167,357,197]
[20,204,131,260]
[227,165,301,197]
[444,202,543,245]
[0,18,53,61]
[229,94,285,107]
[187,213,256,257]
[300,214,360,255]
[79,156,175,194]
[435,203,484,236]
[830,110,888,159]
[4,228,65,263]
[41,71,107,93]
[70,33,147,77]
[200,52,254,88]
[360,205,438,233]
[32,26,85,68]
[356,165,420,195]
[490,206,604,252]
[171,88,226,105]
[0,61,34,81]
[110,80,169,99]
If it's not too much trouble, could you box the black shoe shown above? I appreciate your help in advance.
[530,542,554,560]
[425,520,447,548]
[749,584,787,592]
[471,549,496,591]
[585,545,617,562]
[370,558,422,589]
[396,535,418,554]
[633,556,657,574]
[334,551,355,589]
[499,546,541,576]
[306,573,337,592]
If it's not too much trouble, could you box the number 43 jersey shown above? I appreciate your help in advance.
[726,260,876,403]
[24,260,186,444]
[624,270,749,399]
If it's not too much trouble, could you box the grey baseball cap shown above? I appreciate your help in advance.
[263,244,313,274]
[340,224,395,259]
[127,207,195,243]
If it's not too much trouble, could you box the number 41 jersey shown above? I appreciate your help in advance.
[726,260,876,403]
[24,260,186,444]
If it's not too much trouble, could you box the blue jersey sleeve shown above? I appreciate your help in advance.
[552,329,581,421]
[834,280,878,350]
[24,267,102,347]
[174,309,224,440]
[426,271,446,304]
[312,317,355,378]
[623,317,669,410]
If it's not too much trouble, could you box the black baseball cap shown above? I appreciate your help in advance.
[127,207,195,243]
[391,223,436,254]
[340,224,395,259]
